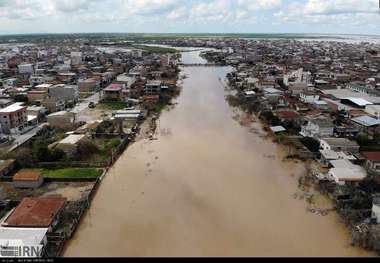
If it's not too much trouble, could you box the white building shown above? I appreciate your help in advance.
[299,92,320,104]
[283,68,311,87]
[18,64,34,75]
[70,52,82,66]
[116,74,136,88]
[300,117,334,138]
[328,159,367,185]
[48,84,79,103]
[372,198,380,224]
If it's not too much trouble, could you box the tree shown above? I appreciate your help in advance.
[300,137,320,153]
[75,141,99,160]
[32,139,66,162]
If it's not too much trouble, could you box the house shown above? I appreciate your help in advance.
[42,97,65,113]
[1,197,66,231]
[313,100,330,111]
[0,103,28,134]
[18,64,34,75]
[263,87,283,103]
[116,74,136,89]
[276,111,301,123]
[0,227,48,258]
[0,159,16,177]
[46,111,75,130]
[351,115,380,134]
[102,83,124,101]
[54,134,86,157]
[340,98,373,109]
[333,126,360,138]
[27,90,48,103]
[289,82,307,96]
[372,198,380,224]
[78,78,100,93]
[13,170,44,189]
[361,152,380,173]
[299,92,320,104]
[26,106,47,118]
[145,80,162,95]
[48,84,79,103]
[270,126,286,134]
[300,116,334,138]
[319,150,356,167]
[70,52,82,66]
[328,159,367,185]
[319,138,360,153]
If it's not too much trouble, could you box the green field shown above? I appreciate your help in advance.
[97,102,127,110]
[36,168,103,179]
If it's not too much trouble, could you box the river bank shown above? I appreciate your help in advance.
[63,49,374,257]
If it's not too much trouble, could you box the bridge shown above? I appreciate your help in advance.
[179,63,224,67]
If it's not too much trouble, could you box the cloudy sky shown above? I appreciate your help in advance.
[0,0,379,35]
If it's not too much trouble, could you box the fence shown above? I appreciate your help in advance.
[35,160,111,169]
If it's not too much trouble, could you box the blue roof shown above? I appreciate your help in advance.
[352,115,380,127]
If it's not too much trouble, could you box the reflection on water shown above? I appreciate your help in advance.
[64,51,373,257]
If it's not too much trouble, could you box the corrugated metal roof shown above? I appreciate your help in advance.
[352,115,380,127]
[343,97,373,107]
[270,126,286,133]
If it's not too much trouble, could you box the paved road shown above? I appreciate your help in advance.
[6,123,48,153]
[70,92,101,115]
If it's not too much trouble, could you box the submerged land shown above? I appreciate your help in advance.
[0,33,379,257]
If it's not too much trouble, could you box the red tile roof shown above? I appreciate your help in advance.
[104,83,123,91]
[277,111,300,120]
[3,197,66,227]
[362,152,380,162]
[13,170,42,182]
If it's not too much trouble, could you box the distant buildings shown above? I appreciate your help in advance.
[0,103,28,134]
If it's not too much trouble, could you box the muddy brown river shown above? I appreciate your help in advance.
[64,50,373,257]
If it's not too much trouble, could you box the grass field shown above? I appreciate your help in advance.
[97,102,127,110]
[36,168,103,179]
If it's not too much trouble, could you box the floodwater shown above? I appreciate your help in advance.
[64,50,373,257]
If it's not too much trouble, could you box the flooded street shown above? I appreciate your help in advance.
[64,50,372,257]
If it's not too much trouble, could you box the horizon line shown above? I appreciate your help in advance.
[0,32,379,37]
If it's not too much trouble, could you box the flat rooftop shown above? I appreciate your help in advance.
[0,103,26,113]
[322,89,380,104]
[2,197,66,228]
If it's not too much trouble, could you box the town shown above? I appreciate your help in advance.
[0,36,180,257]
[1,34,380,257]
[141,37,380,252]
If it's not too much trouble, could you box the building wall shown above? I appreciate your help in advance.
[14,177,44,189]
[0,108,28,134]
[49,85,79,102]
[78,80,98,93]
[47,115,75,130]
[27,91,48,103]
[372,204,380,224]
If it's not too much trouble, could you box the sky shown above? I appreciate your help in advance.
[0,0,379,35]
